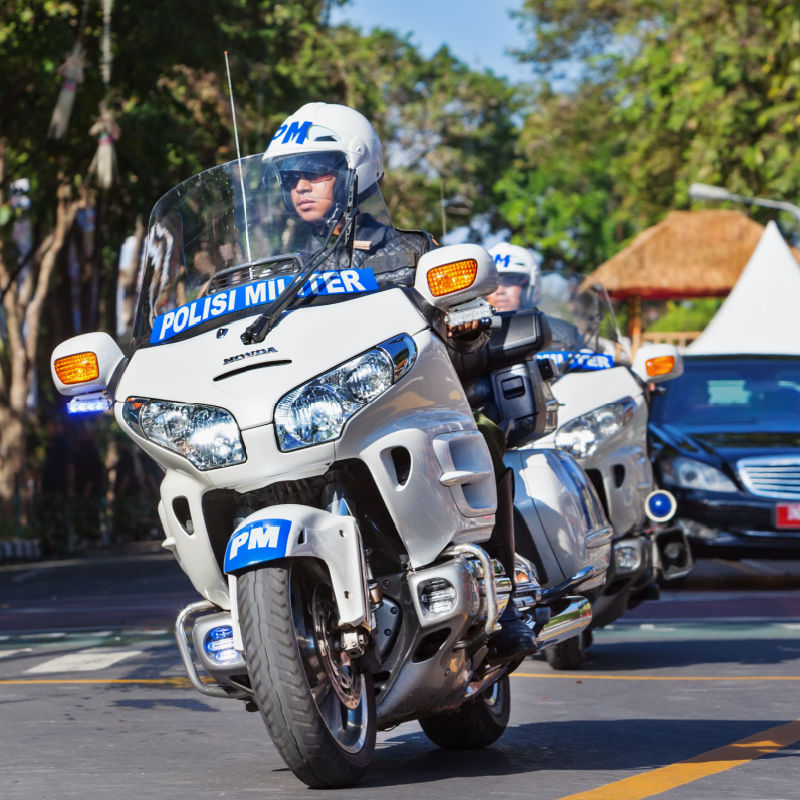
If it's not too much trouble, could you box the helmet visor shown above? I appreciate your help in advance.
[273,151,349,191]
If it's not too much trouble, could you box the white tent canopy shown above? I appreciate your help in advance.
[687,221,800,356]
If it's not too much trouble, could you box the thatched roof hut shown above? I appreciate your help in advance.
[581,209,790,299]
[580,209,800,351]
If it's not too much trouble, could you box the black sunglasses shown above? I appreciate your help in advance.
[498,274,528,287]
[279,169,337,190]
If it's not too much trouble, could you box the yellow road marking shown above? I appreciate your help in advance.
[716,557,760,576]
[0,677,191,686]
[514,673,800,681]
[556,717,800,800]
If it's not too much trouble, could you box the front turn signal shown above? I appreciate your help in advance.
[645,355,676,377]
[426,259,478,297]
[53,352,100,385]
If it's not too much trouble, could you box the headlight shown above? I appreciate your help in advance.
[123,398,245,470]
[660,456,737,493]
[555,398,635,459]
[275,335,416,451]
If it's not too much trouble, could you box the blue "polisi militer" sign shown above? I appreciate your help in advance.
[150,268,378,343]
[224,518,292,573]
[535,350,615,371]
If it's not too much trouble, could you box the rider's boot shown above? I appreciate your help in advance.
[486,467,537,661]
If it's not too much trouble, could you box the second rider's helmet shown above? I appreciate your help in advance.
[488,242,541,306]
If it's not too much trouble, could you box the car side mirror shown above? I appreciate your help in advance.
[414,243,498,310]
[632,343,683,384]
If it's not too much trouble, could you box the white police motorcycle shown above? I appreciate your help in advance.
[51,154,609,788]
[525,272,693,667]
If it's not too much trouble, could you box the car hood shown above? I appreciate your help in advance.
[651,423,800,468]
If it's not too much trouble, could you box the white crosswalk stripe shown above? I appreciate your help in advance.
[24,647,143,674]
[0,649,31,660]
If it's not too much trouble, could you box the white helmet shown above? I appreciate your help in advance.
[488,242,541,305]
[264,102,383,198]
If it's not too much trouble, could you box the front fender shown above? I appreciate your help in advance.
[224,503,369,628]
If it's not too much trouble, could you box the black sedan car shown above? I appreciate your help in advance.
[649,354,800,558]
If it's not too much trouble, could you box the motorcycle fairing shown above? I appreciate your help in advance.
[116,288,429,431]
[537,366,652,537]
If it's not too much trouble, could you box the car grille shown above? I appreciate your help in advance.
[737,456,800,500]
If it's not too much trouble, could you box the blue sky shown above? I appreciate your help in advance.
[329,0,530,82]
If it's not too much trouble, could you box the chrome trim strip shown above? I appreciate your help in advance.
[534,596,592,649]
[378,333,417,381]
[737,455,800,500]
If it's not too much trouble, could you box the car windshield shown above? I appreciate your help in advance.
[651,357,800,428]
[535,271,627,370]
[132,152,398,347]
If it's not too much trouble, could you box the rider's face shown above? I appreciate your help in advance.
[289,173,337,223]
[487,279,525,312]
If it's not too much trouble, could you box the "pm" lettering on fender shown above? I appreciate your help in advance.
[224,518,292,572]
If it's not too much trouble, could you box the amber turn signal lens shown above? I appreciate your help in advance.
[426,259,478,297]
[54,352,100,385]
[645,355,675,377]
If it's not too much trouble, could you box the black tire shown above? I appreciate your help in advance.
[419,674,511,749]
[544,629,592,670]
[238,559,376,789]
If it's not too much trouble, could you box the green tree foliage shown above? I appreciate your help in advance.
[646,298,723,333]
[311,26,523,238]
[0,0,351,516]
[495,80,630,270]
[2,2,521,304]
[504,0,800,270]
[614,0,800,230]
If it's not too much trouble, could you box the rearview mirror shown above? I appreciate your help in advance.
[414,243,498,310]
[632,343,683,384]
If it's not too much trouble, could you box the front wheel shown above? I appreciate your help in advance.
[419,674,511,749]
[238,559,376,788]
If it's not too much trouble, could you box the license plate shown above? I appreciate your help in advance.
[776,502,800,529]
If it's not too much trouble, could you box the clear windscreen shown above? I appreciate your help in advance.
[537,271,623,358]
[132,152,398,346]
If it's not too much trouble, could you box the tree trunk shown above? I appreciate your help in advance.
[0,169,80,518]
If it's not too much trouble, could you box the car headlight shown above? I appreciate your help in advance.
[275,334,416,451]
[555,398,635,459]
[123,398,246,470]
[660,456,737,493]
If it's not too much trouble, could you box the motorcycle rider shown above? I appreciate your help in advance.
[263,102,536,660]
[488,241,583,349]
[487,242,542,312]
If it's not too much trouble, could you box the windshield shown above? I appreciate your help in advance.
[651,357,800,429]
[132,152,398,347]
[534,271,627,370]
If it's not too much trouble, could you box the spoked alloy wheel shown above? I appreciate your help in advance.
[239,559,376,788]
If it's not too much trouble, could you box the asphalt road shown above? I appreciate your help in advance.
[1,551,799,799]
